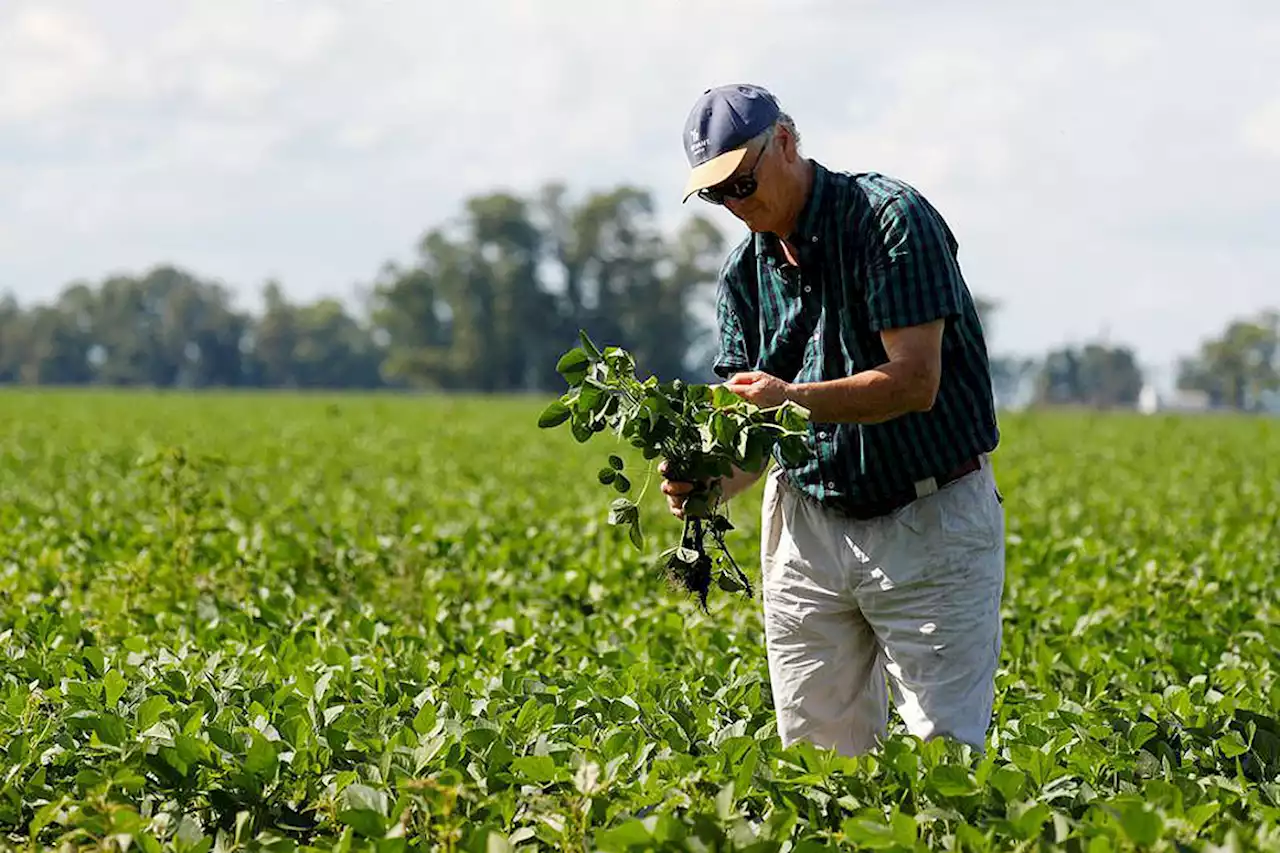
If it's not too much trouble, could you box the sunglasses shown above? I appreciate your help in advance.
[697,139,769,205]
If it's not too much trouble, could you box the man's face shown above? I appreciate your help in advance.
[701,129,789,233]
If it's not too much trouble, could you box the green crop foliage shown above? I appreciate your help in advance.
[0,389,1277,852]
[538,332,811,610]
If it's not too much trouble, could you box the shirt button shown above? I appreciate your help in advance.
[811,236,819,243]
[803,285,811,293]
[827,482,836,490]
[817,431,827,440]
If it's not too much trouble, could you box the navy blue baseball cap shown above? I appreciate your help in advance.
[681,83,780,202]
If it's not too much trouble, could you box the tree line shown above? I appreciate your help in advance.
[0,180,1275,411]
[0,183,728,393]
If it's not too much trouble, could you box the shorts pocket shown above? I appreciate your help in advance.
[937,477,1001,549]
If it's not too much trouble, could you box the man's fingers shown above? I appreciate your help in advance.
[661,480,693,496]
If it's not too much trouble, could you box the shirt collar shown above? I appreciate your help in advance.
[790,159,829,246]
[756,159,830,265]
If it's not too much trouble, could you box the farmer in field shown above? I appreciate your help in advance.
[662,83,1005,757]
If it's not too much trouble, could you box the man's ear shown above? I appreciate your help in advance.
[779,125,799,162]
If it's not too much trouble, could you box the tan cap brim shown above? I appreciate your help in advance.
[681,146,749,203]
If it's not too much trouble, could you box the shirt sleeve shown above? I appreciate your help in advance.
[711,267,751,379]
[864,188,965,331]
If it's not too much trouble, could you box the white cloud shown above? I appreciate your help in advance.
[0,8,108,120]
[1242,100,1280,159]
[1088,29,1160,67]
[0,0,1276,375]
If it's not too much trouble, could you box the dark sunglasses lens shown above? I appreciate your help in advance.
[729,177,757,199]
[699,176,756,205]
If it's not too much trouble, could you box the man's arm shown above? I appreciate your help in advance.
[784,319,944,424]
[720,319,944,424]
[717,461,767,500]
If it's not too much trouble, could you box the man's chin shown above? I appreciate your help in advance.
[726,205,774,233]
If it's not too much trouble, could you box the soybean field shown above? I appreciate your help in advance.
[0,390,1277,852]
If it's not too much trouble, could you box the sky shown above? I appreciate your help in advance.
[1,0,1277,388]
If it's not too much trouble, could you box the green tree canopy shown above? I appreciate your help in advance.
[1034,343,1146,408]
[1176,310,1279,410]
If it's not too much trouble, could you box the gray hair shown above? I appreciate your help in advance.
[776,110,800,151]
[748,110,801,154]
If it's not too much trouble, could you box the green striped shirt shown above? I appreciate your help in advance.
[712,161,999,514]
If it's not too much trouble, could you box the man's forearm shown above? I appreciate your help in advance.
[786,360,936,425]
[718,463,765,502]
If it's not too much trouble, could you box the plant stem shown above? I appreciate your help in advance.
[635,459,655,506]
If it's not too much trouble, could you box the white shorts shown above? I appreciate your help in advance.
[759,456,1005,756]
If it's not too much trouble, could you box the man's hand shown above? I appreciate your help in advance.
[660,459,766,519]
[659,460,706,520]
[722,371,795,408]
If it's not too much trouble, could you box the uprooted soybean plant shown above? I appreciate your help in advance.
[537,331,811,610]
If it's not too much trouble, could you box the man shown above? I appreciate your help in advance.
[661,83,1006,757]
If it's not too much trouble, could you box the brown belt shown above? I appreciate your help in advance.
[824,455,983,521]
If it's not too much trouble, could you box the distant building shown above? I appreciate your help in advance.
[1137,385,1213,414]
[1137,385,1158,414]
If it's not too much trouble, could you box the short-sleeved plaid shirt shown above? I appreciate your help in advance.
[712,161,1000,515]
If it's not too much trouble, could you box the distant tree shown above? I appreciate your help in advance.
[248,281,302,387]
[1176,310,1278,410]
[370,192,558,391]
[664,215,728,379]
[371,182,726,391]
[0,293,24,382]
[0,180,727,392]
[1034,343,1145,408]
[245,281,382,389]
[1077,343,1146,407]
[366,263,452,390]
[543,184,724,382]
[467,192,558,390]
[90,267,251,387]
[18,301,96,384]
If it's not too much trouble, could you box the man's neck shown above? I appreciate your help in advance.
[778,158,816,242]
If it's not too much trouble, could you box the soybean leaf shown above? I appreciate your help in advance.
[556,348,591,384]
[338,784,388,839]
[511,755,557,783]
[104,669,126,707]
[579,331,603,362]
[538,400,571,428]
